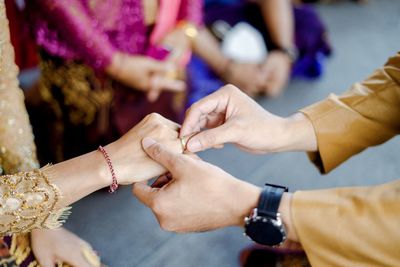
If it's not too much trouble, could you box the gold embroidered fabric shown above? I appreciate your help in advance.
[0,3,38,175]
[0,0,69,235]
[39,58,113,126]
[0,168,70,235]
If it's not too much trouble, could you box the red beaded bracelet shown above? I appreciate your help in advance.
[98,145,119,193]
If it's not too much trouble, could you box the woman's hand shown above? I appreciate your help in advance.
[106,53,186,102]
[31,228,100,267]
[180,84,317,154]
[105,113,183,185]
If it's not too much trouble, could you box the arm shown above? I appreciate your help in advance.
[292,180,400,266]
[257,0,295,96]
[192,28,231,77]
[0,111,182,235]
[258,0,294,50]
[300,52,400,173]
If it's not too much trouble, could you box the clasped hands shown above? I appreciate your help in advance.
[109,84,317,241]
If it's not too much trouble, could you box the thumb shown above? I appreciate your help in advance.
[142,137,187,173]
[132,181,158,207]
[185,123,234,153]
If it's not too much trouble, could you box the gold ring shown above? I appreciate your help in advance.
[180,137,187,151]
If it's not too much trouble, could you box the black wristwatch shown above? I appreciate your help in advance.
[244,183,288,246]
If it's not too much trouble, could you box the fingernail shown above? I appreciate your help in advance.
[187,139,201,152]
[142,137,156,149]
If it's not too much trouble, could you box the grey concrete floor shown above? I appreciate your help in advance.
[65,1,400,266]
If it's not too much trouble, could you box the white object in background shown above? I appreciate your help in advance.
[221,22,267,64]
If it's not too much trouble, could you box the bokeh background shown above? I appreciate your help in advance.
[60,0,400,266]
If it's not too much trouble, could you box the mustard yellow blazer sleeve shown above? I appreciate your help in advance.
[300,52,400,173]
[292,53,400,266]
[292,180,400,267]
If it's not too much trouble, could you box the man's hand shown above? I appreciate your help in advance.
[180,84,317,154]
[132,138,261,232]
[260,51,292,97]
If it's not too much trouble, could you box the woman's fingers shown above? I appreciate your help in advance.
[35,254,55,267]
[151,75,186,93]
[58,245,100,267]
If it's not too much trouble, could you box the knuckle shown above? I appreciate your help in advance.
[147,113,161,122]
[166,156,179,170]
[222,84,238,92]
[151,198,162,216]
[159,219,176,232]
[188,103,198,114]
[203,132,216,146]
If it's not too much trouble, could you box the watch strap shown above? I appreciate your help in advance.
[257,183,288,218]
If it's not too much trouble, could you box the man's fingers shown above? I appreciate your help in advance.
[185,123,233,153]
[132,181,158,207]
[180,89,229,137]
[142,138,187,172]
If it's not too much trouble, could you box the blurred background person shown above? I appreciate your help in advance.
[186,0,331,105]
[25,0,202,164]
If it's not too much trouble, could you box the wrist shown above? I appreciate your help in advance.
[278,192,298,242]
[230,181,261,227]
[106,52,124,79]
[95,148,115,188]
[103,141,136,186]
[46,149,111,207]
[279,112,317,152]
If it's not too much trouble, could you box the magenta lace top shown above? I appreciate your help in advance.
[27,0,203,71]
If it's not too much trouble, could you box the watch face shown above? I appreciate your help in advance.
[245,218,286,246]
